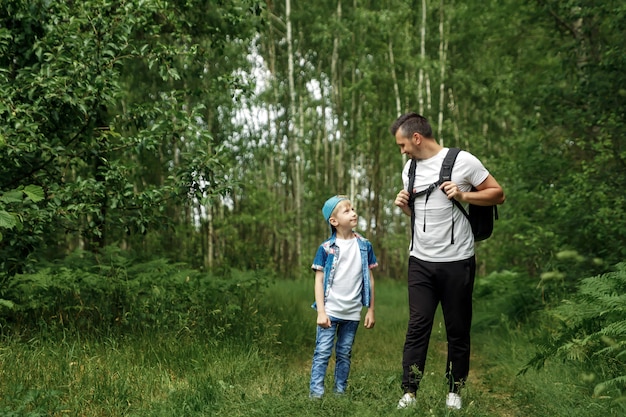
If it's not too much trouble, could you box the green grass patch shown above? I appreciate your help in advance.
[0,278,623,416]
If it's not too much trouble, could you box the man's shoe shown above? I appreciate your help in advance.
[397,392,416,409]
[446,392,462,410]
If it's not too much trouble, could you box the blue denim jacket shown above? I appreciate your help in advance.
[311,231,378,309]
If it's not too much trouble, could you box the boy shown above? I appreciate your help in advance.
[309,195,378,398]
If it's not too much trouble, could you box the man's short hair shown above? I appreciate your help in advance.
[390,112,433,138]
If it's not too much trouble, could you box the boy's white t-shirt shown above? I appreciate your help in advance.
[324,237,363,321]
[402,148,489,262]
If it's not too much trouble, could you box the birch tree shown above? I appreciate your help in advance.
[437,0,449,146]
[285,0,304,266]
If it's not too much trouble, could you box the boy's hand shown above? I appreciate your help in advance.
[364,310,375,329]
[317,313,331,328]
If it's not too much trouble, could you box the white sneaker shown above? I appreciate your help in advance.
[446,392,462,410]
[397,392,416,409]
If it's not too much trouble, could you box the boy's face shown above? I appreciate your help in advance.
[330,201,358,230]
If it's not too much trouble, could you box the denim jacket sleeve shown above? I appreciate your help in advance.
[311,237,336,310]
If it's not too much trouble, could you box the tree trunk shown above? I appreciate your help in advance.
[286,0,302,268]
[448,87,461,146]
[418,0,427,115]
[437,0,448,145]
[331,0,344,193]
[389,39,401,116]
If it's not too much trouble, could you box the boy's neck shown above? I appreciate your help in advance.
[335,228,354,240]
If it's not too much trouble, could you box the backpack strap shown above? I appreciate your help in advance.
[442,147,485,223]
[443,148,470,218]
[407,148,461,249]
[440,148,463,243]
[409,148,497,246]
[443,148,501,242]
[440,147,460,182]
[407,159,417,251]
[407,160,436,250]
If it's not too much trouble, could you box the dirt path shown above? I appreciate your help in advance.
[470,356,520,417]
[435,340,521,417]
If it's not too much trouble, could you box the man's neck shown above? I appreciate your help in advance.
[418,139,443,160]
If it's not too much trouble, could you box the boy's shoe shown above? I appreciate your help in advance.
[397,392,416,409]
[446,392,462,410]
[309,392,323,400]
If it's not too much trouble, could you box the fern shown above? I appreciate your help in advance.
[523,263,626,399]
[595,375,626,396]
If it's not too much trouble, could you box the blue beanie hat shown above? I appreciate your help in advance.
[322,195,348,225]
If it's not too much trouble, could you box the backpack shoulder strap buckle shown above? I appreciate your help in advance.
[440,147,461,183]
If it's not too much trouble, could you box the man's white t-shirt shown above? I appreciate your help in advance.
[324,237,363,321]
[402,148,489,262]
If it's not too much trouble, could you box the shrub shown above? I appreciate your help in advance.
[0,246,273,343]
[473,269,540,328]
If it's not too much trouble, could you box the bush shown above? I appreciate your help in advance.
[473,269,540,329]
[0,246,273,343]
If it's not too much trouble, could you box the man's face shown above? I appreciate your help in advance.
[395,129,420,159]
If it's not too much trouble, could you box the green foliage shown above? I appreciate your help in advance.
[473,270,540,327]
[0,246,273,343]
[0,185,44,239]
[0,0,260,275]
[535,249,606,306]
[523,263,626,404]
[519,1,626,271]
[2,0,623,285]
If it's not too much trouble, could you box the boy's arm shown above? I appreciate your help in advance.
[364,270,375,329]
[314,270,331,328]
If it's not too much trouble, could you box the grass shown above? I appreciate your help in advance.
[0,278,623,416]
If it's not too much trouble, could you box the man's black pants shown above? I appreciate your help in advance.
[401,255,476,394]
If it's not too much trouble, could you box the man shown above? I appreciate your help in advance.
[391,112,505,410]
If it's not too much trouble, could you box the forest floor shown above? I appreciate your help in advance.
[219,277,622,417]
[0,278,621,416]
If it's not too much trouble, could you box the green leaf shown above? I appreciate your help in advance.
[24,185,45,202]
[0,210,17,229]
[0,191,23,204]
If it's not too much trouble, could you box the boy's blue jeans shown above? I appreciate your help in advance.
[309,316,360,397]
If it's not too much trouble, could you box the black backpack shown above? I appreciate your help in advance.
[407,147,498,247]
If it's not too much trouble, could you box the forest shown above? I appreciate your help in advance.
[1,0,625,415]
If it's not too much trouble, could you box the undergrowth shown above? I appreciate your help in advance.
[474,263,626,414]
[0,253,624,416]
[0,246,273,343]
[522,262,626,401]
